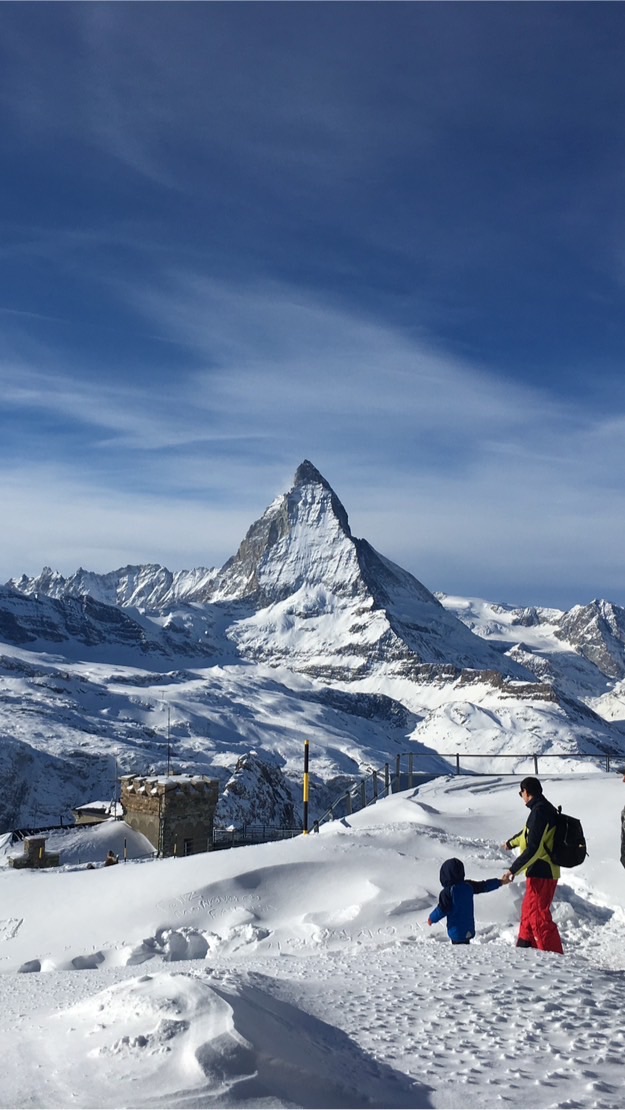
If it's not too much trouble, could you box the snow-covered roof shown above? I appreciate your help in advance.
[73,801,123,817]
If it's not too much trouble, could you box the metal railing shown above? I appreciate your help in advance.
[212,824,302,850]
[10,821,75,844]
[312,749,622,830]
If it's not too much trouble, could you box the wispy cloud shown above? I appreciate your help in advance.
[130,272,583,451]
[0,463,250,581]
[0,362,203,452]
[2,270,622,605]
[2,5,625,605]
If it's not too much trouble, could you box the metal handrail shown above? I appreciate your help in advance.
[212,824,301,848]
[312,749,621,831]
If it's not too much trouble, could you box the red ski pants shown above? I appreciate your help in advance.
[517,877,563,953]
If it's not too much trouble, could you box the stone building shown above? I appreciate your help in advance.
[120,774,219,858]
[72,800,124,826]
[9,836,60,869]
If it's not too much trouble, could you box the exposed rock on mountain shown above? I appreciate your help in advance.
[216,750,297,828]
[208,459,528,681]
[2,460,625,830]
[0,734,114,829]
[440,593,625,709]
[0,587,168,656]
[10,564,218,610]
[556,600,625,680]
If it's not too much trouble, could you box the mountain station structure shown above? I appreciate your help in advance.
[120,774,219,858]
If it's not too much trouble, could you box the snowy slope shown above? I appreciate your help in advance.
[0,773,623,1109]
[440,593,625,713]
[0,645,458,828]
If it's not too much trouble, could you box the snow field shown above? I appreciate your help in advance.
[0,774,624,1108]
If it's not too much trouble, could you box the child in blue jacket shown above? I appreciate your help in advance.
[428,857,506,944]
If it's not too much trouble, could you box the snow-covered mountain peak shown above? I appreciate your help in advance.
[212,460,357,604]
[8,564,218,611]
[556,598,625,680]
[12,566,67,598]
[294,457,339,492]
[207,462,526,678]
[4,460,527,679]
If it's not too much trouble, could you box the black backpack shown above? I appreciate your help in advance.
[548,806,587,868]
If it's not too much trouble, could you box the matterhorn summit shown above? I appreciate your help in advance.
[212,460,361,604]
[208,460,521,679]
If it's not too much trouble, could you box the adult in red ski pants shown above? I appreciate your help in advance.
[517,877,563,953]
[504,778,563,954]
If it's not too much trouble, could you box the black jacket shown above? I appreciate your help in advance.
[507,794,560,879]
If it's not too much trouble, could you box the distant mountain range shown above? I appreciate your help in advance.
[1,459,624,830]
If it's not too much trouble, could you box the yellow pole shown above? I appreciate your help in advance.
[303,740,310,835]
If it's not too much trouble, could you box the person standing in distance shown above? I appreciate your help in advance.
[502,776,563,953]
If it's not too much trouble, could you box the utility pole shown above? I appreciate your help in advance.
[167,705,171,776]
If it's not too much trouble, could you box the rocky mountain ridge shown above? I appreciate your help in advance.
[7,461,524,680]
[2,459,625,830]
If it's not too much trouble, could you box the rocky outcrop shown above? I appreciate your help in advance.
[556,600,625,680]
[216,751,297,828]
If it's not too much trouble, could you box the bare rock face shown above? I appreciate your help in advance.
[556,601,625,680]
[209,460,526,680]
[216,751,297,828]
[0,587,168,655]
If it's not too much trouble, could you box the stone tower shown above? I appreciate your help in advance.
[120,774,219,857]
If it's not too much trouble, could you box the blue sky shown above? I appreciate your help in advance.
[2,2,625,609]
